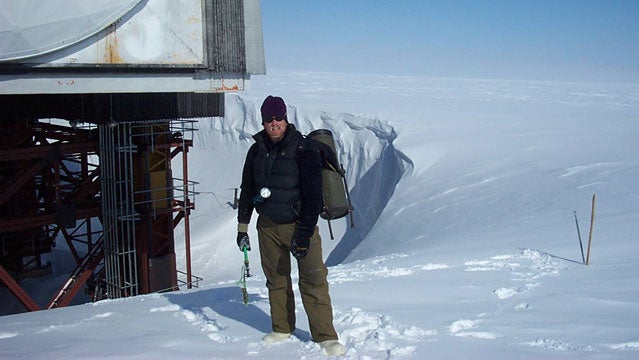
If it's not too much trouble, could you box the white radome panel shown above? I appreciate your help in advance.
[0,0,205,65]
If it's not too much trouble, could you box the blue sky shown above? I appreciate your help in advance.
[260,1,639,82]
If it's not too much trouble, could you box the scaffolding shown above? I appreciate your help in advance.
[0,119,102,311]
[98,119,197,300]
[0,115,200,312]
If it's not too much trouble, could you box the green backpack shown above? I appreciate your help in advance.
[301,129,354,239]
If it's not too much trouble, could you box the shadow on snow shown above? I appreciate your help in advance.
[326,142,413,266]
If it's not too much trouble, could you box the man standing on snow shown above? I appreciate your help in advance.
[235,95,346,356]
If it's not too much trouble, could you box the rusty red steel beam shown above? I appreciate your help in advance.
[60,227,82,266]
[48,237,104,309]
[173,211,185,228]
[66,168,101,202]
[0,206,100,232]
[168,140,193,159]
[0,264,41,311]
[0,160,44,207]
[42,165,99,207]
[0,142,98,161]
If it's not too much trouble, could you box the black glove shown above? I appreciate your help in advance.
[237,232,250,251]
[290,237,310,259]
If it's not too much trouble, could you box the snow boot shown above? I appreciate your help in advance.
[319,340,346,356]
[262,332,291,343]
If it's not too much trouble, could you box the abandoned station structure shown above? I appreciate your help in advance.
[0,0,265,313]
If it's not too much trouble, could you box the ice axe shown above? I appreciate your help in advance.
[237,246,251,305]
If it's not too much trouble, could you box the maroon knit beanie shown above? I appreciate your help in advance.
[260,95,287,122]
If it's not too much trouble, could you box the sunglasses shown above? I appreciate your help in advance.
[263,116,286,123]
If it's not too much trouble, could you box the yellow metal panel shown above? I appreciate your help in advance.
[150,170,169,209]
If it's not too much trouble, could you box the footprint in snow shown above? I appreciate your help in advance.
[334,307,436,357]
[524,338,595,352]
[465,249,564,303]
[152,304,231,343]
[603,342,639,350]
[458,250,565,338]
[493,287,522,299]
[448,319,502,340]
[0,332,19,339]
[328,253,448,284]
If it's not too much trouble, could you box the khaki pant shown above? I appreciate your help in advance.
[257,215,338,342]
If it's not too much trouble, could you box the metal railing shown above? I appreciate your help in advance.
[98,118,198,299]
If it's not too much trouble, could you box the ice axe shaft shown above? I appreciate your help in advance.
[243,246,251,278]
[238,246,251,305]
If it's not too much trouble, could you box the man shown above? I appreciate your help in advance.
[236,95,346,356]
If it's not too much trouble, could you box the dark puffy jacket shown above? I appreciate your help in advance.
[238,124,323,240]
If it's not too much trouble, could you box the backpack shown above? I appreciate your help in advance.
[301,129,354,239]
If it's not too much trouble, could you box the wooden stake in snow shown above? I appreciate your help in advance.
[585,194,597,265]
[573,211,585,264]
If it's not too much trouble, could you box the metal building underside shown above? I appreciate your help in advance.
[0,107,201,311]
[0,0,265,314]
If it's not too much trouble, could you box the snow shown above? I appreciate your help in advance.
[1,70,639,359]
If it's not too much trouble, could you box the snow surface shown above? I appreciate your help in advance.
[1,70,639,359]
